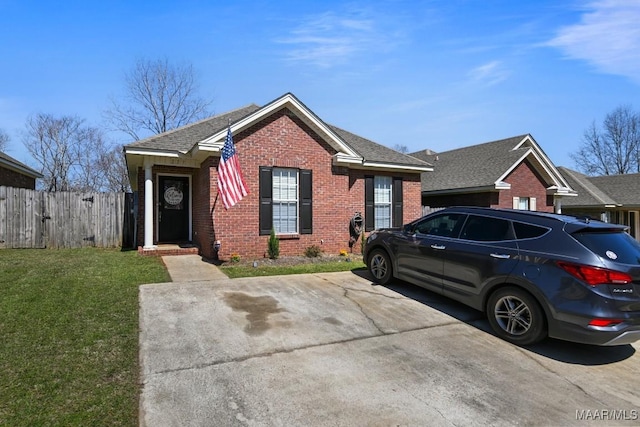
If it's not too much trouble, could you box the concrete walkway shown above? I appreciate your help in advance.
[161,254,228,282]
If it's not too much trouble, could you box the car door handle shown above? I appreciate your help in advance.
[431,244,446,250]
[490,253,511,259]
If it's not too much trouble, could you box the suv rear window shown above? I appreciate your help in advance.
[513,222,548,240]
[572,230,640,264]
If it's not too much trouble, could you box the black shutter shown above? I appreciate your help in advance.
[259,166,273,235]
[364,175,374,231]
[393,177,403,227]
[300,169,312,234]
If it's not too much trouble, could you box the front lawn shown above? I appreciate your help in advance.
[0,248,169,426]
[219,255,366,278]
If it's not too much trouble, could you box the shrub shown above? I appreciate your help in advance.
[230,253,241,263]
[267,228,279,259]
[304,245,323,258]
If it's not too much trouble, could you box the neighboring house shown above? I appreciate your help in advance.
[124,93,432,259]
[410,134,576,213]
[558,167,640,240]
[0,151,42,189]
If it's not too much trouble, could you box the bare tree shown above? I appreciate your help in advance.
[23,113,109,192]
[105,58,212,141]
[97,146,131,192]
[392,143,409,153]
[0,128,9,152]
[571,105,640,175]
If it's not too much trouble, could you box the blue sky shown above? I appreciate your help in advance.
[2,0,640,171]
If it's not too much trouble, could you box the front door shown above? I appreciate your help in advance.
[158,176,189,243]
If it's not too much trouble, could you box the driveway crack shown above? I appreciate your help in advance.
[144,321,460,380]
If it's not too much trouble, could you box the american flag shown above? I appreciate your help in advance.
[217,126,248,209]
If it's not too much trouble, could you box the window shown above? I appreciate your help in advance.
[374,176,392,229]
[414,213,466,238]
[273,168,298,234]
[513,222,549,239]
[365,176,403,231]
[461,215,513,241]
[572,230,640,265]
[259,167,312,235]
[513,197,536,211]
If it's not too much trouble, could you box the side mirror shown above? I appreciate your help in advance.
[403,224,414,234]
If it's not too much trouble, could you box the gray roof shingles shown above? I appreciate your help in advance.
[410,135,530,191]
[557,167,617,207]
[589,173,640,206]
[126,105,260,153]
[328,125,431,168]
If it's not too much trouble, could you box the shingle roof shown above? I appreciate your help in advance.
[589,173,640,206]
[125,95,431,170]
[410,135,530,191]
[329,125,431,168]
[126,104,261,153]
[557,167,618,207]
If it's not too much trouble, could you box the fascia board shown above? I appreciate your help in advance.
[359,161,433,173]
[0,158,42,178]
[124,148,184,158]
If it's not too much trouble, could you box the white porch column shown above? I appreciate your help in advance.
[143,161,155,249]
[555,197,562,214]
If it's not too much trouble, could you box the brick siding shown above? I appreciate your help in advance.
[0,166,36,189]
[497,159,554,212]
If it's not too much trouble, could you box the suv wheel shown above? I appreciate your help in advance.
[487,287,546,345]
[368,249,392,285]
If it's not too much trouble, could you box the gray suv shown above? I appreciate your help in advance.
[363,206,640,346]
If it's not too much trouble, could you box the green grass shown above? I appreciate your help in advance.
[220,258,366,278]
[0,248,169,426]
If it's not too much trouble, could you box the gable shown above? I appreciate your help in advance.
[413,134,575,196]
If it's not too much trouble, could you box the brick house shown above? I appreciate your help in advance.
[559,167,640,240]
[0,151,42,189]
[124,93,432,259]
[410,134,576,213]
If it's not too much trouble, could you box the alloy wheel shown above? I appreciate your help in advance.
[493,295,532,336]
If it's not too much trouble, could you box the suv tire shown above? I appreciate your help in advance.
[368,249,393,285]
[487,287,547,345]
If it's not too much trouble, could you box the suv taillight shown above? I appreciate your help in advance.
[557,262,632,286]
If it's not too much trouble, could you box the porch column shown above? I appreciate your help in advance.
[143,161,155,249]
[555,197,562,214]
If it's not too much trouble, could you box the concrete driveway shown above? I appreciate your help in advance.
[139,270,640,426]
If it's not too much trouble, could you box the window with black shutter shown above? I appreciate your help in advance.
[259,167,312,235]
[364,175,403,231]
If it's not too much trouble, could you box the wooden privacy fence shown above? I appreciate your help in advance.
[0,186,134,249]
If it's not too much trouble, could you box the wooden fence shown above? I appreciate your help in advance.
[0,186,134,249]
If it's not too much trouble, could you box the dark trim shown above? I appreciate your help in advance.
[364,175,374,231]
[393,177,403,227]
[259,166,273,235]
[300,169,312,234]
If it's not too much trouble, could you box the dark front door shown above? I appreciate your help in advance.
[158,176,189,243]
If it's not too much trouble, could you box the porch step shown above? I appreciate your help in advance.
[138,244,200,257]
